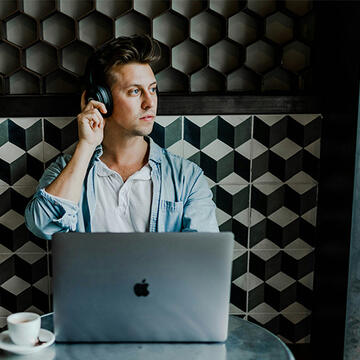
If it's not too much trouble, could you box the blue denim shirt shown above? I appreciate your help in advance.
[25,137,219,240]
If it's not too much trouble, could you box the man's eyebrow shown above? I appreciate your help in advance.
[125,81,157,88]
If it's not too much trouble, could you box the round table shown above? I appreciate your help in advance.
[1,313,294,359]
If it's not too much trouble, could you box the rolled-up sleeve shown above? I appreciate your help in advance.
[24,155,79,240]
[181,168,219,232]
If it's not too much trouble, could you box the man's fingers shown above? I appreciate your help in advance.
[83,99,108,115]
[81,91,107,115]
[78,108,104,129]
[94,109,105,128]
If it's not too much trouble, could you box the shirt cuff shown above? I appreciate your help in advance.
[39,188,79,212]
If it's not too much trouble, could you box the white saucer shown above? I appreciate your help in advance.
[0,328,55,355]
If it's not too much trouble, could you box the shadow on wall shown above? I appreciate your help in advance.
[344,91,360,360]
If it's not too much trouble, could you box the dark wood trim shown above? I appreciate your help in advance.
[0,94,321,117]
[0,95,81,117]
[158,95,320,115]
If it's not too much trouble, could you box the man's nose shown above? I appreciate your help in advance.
[142,90,155,110]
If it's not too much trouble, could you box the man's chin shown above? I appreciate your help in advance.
[133,124,154,138]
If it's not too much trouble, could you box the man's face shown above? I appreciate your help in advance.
[107,62,157,137]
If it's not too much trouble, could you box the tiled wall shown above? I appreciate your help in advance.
[0,114,321,343]
[0,1,314,94]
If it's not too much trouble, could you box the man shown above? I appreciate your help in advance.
[25,35,219,240]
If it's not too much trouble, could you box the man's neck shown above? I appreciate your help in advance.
[100,135,149,169]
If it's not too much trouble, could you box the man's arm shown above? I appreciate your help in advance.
[25,156,81,239]
[181,169,219,232]
[45,94,107,202]
[25,93,107,239]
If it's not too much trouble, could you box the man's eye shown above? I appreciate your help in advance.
[130,89,139,95]
[150,87,157,93]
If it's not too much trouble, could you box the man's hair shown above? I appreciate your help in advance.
[84,34,161,89]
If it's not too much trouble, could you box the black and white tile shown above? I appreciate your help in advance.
[150,116,183,156]
[0,118,49,325]
[44,117,78,153]
[0,119,43,186]
[0,114,321,343]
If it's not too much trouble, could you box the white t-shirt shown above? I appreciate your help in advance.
[92,160,153,232]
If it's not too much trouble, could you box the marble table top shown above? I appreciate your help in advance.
[1,314,294,360]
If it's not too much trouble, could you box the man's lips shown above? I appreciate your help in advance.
[140,115,155,121]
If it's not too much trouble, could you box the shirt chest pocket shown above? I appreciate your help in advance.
[158,200,183,232]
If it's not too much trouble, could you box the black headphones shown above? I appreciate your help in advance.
[84,62,113,118]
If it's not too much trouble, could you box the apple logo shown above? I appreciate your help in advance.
[134,279,150,297]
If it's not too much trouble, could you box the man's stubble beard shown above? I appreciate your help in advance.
[132,117,155,138]
[106,112,156,138]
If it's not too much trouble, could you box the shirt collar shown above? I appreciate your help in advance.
[145,136,162,164]
[91,136,162,166]
[96,159,116,177]
[96,160,151,180]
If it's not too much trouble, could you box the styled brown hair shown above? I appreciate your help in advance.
[84,34,161,89]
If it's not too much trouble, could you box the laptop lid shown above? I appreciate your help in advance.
[52,232,234,343]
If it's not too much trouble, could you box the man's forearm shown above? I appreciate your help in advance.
[45,141,96,203]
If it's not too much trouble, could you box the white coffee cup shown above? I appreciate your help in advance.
[7,312,41,346]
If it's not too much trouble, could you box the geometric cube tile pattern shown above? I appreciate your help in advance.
[0,118,51,331]
[0,114,321,343]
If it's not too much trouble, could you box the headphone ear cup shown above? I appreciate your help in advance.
[85,85,113,118]
[97,85,113,118]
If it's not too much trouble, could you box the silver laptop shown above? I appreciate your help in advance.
[52,232,234,343]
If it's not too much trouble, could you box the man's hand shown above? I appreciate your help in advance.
[43,92,108,203]
[78,91,108,147]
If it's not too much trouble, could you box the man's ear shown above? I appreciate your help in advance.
[80,90,87,111]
